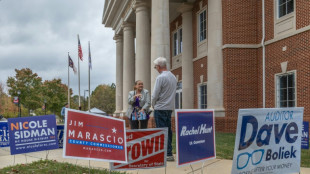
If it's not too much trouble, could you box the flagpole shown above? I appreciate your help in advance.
[88,41,91,111]
[68,52,70,108]
[78,35,81,110]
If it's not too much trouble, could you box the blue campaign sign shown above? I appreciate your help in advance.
[57,125,64,148]
[231,108,304,174]
[0,122,9,147]
[175,109,216,167]
[8,115,59,155]
[302,121,309,149]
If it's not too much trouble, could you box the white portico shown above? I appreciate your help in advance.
[102,0,225,118]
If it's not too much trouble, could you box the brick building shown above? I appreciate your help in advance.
[102,0,310,132]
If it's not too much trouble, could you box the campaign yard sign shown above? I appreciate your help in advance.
[110,128,168,170]
[175,109,216,167]
[0,122,9,147]
[301,121,309,149]
[231,108,304,174]
[2,123,65,148]
[63,109,127,163]
[57,125,64,148]
[8,115,59,155]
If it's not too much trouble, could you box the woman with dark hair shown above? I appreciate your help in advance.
[126,80,151,129]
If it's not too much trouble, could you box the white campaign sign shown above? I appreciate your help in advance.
[231,108,303,174]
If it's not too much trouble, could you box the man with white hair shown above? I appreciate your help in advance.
[152,57,177,161]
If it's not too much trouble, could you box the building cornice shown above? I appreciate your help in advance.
[102,0,112,24]
[193,55,207,62]
[102,0,131,31]
[222,25,310,49]
[111,1,131,30]
[222,44,261,49]
[265,25,310,46]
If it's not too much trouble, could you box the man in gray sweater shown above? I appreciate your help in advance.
[152,57,177,161]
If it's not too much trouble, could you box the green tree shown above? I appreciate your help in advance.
[0,83,17,118]
[70,95,80,110]
[0,82,5,112]
[7,68,42,116]
[91,84,115,115]
[42,78,70,116]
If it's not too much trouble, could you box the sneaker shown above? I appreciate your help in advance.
[167,155,175,161]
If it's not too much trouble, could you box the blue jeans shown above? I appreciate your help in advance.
[154,110,173,156]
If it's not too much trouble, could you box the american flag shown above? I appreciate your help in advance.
[78,34,83,61]
[68,54,77,74]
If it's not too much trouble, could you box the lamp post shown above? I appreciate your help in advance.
[44,99,47,115]
[17,90,21,117]
[84,90,88,111]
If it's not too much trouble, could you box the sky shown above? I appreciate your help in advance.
[0,0,115,97]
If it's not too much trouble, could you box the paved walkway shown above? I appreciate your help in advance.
[0,147,309,174]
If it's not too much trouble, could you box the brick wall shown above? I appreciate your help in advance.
[263,31,310,123]
[264,0,274,41]
[222,0,259,44]
[171,67,182,81]
[296,0,310,29]
[224,48,259,115]
[219,0,310,133]
[259,0,310,41]
[221,0,260,132]
[166,0,310,133]
[257,48,263,108]
[218,48,259,132]
[256,0,262,43]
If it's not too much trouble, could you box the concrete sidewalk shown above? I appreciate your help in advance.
[0,147,309,174]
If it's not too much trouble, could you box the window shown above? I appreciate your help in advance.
[276,72,296,107]
[199,10,206,42]
[175,82,182,109]
[274,0,295,37]
[278,0,294,18]
[173,28,183,56]
[198,84,207,109]
[173,32,178,56]
[179,28,182,54]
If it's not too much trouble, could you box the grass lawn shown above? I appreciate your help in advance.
[172,132,310,168]
[301,149,310,168]
[215,132,236,160]
[0,160,126,174]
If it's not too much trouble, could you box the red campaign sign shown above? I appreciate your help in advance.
[110,128,168,170]
[63,109,127,163]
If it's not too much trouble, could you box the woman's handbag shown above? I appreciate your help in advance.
[131,107,147,120]
[130,91,149,120]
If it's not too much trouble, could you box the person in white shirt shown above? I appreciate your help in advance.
[152,57,177,161]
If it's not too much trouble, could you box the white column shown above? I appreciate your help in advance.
[151,0,170,93]
[122,23,135,115]
[207,0,225,116]
[113,35,123,116]
[135,1,151,91]
[180,4,194,109]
